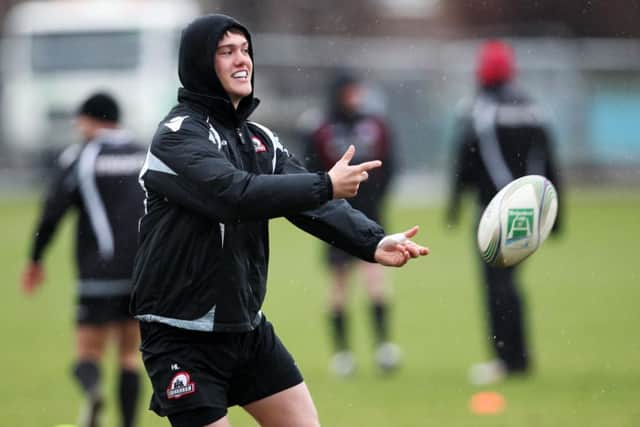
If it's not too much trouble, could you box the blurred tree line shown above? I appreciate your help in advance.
[1,0,639,38]
[201,0,640,38]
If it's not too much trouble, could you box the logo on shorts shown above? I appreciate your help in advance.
[166,371,196,399]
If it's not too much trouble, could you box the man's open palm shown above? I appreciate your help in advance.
[375,226,430,267]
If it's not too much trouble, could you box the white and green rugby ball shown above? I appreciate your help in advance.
[477,175,558,267]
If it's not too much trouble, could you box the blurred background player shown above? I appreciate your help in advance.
[304,71,399,377]
[446,40,563,385]
[20,92,146,427]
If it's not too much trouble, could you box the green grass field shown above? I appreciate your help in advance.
[1,190,639,427]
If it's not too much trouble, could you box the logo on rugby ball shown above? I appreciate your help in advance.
[506,208,534,247]
[166,371,196,399]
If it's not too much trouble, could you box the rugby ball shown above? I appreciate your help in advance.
[477,175,558,267]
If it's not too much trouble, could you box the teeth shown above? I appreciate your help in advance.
[232,70,248,79]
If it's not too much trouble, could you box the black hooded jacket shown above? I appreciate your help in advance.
[130,14,385,332]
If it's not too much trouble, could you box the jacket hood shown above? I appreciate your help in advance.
[178,14,255,103]
[328,69,363,122]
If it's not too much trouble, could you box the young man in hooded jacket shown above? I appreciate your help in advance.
[132,14,429,427]
[447,40,562,386]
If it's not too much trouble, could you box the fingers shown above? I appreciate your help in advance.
[21,264,44,296]
[389,244,410,266]
[338,145,381,171]
[339,145,356,164]
[328,147,382,199]
[357,160,382,172]
[403,225,419,239]
[401,242,430,258]
[401,226,430,257]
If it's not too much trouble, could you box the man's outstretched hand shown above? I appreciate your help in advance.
[328,145,382,199]
[21,262,44,295]
[374,226,430,267]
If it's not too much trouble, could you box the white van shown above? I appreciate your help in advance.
[0,0,199,163]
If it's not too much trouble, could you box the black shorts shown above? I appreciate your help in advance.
[325,204,383,268]
[76,295,133,325]
[140,317,304,425]
[326,245,357,268]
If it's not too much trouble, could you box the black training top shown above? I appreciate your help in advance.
[30,129,146,295]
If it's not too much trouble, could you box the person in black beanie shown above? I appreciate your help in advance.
[77,92,121,123]
[21,91,146,427]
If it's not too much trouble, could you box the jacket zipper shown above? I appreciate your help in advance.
[236,128,245,144]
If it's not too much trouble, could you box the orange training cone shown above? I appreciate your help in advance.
[469,391,506,415]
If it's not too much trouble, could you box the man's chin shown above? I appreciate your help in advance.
[233,89,252,101]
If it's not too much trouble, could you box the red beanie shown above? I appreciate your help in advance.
[476,40,515,86]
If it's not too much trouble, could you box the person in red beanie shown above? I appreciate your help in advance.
[475,40,516,87]
[447,40,563,385]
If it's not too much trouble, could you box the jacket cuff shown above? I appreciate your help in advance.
[321,172,333,201]
[30,247,42,263]
[364,229,386,263]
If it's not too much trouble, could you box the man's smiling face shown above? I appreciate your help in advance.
[214,30,252,108]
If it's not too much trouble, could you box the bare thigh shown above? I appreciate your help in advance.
[76,324,111,361]
[359,261,386,302]
[113,319,141,370]
[203,416,233,427]
[329,265,351,309]
[242,382,320,427]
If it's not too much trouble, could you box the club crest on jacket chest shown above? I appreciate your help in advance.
[251,135,267,153]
